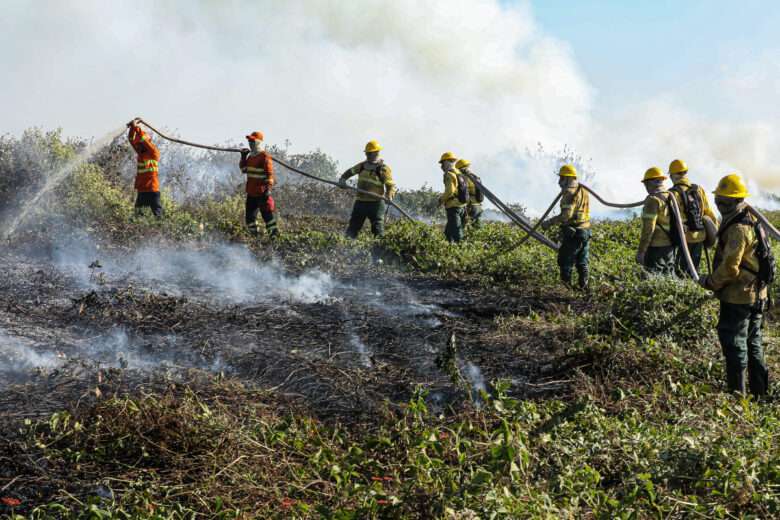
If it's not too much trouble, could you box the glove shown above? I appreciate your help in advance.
[240,148,250,157]
[338,178,348,189]
[635,252,645,266]
[698,275,713,290]
[387,188,397,201]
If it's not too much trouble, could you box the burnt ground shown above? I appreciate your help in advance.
[0,236,581,428]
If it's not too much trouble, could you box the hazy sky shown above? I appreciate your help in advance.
[2,0,778,209]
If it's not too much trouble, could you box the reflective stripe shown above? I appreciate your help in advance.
[246,174,268,180]
[245,167,266,173]
[358,175,384,187]
[137,160,158,174]
[561,204,573,209]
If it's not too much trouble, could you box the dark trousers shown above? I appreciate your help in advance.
[445,207,466,243]
[558,227,591,288]
[135,191,162,218]
[676,241,704,277]
[466,204,483,227]
[346,200,386,238]
[717,301,769,397]
[644,245,676,275]
[246,194,278,236]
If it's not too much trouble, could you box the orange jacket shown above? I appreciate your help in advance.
[240,152,275,196]
[128,127,161,192]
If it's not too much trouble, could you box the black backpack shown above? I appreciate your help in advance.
[671,184,705,232]
[455,172,469,204]
[718,209,776,293]
[472,175,485,203]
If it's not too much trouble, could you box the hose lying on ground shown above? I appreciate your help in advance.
[460,172,560,251]
[137,119,415,221]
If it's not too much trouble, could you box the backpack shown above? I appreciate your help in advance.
[671,184,705,232]
[472,175,485,203]
[718,209,776,293]
[455,172,469,204]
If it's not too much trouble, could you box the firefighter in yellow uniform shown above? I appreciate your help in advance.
[542,164,591,289]
[637,167,676,274]
[455,159,483,227]
[699,174,770,397]
[339,140,397,238]
[438,152,467,243]
[668,159,717,275]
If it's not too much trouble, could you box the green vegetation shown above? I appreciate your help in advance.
[1,131,779,519]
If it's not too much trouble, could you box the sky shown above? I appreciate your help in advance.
[1,0,778,212]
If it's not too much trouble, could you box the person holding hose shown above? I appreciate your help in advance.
[668,159,717,276]
[127,118,162,218]
[542,164,591,290]
[698,174,770,397]
[438,152,468,243]
[637,167,677,274]
[455,159,484,228]
[339,140,396,239]
[240,131,278,237]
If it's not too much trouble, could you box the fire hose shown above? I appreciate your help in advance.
[135,118,415,221]
[460,172,560,251]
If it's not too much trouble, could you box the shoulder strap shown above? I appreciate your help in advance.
[717,208,751,239]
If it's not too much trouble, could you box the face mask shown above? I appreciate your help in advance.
[249,140,260,153]
[716,199,739,215]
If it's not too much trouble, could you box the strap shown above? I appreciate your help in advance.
[717,208,751,239]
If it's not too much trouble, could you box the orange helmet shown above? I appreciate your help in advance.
[246,131,264,142]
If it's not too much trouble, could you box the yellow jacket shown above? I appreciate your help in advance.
[710,209,768,305]
[671,177,717,244]
[639,191,674,252]
[340,161,396,202]
[439,169,467,209]
[548,185,590,229]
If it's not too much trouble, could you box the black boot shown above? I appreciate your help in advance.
[727,368,747,395]
[577,266,589,291]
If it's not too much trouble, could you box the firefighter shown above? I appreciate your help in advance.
[339,140,396,239]
[637,167,676,274]
[542,164,591,289]
[127,119,162,218]
[668,159,717,275]
[240,131,278,237]
[699,174,769,397]
[438,152,467,243]
[455,158,483,228]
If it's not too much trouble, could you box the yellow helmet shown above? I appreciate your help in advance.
[714,173,750,199]
[364,140,382,153]
[439,151,458,163]
[455,158,471,169]
[668,159,688,175]
[558,164,577,178]
[642,167,667,183]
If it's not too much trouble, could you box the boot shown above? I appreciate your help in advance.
[727,368,747,395]
[577,266,589,291]
[560,271,573,289]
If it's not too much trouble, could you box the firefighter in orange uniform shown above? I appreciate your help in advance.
[127,119,162,218]
[240,131,278,237]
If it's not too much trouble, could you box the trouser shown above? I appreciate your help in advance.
[445,207,466,243]
[246,193,278,236]
[644,245,676,275]
[676,241,704,277]
[717,301,769,397]
[346,200,386,239]
[135,191,162,218]
[558,226,591,289]
[466,203,483,227]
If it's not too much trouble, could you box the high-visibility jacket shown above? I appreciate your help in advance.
[128,127,160,193]
[671,177,717,244]
[549,185,590,229]
[340,161,396,202]
[638,191,674,253]
[439,168,467,209]
[240,152,275,197]
[710,208,768,305]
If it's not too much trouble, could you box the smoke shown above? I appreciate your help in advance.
[1,0,777,215]
[48,235,335,304]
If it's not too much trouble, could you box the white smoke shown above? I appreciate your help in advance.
[1,0,777,214]
[49,235,334,304]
